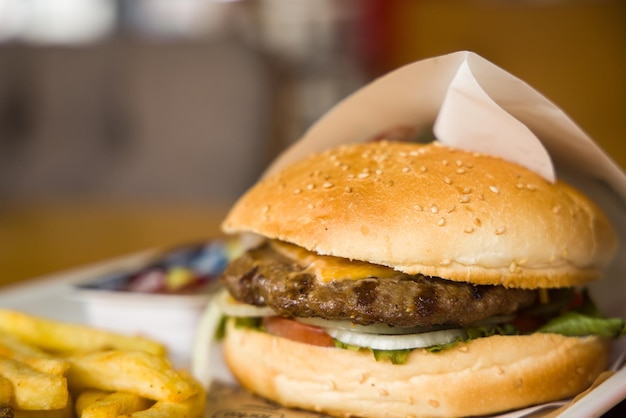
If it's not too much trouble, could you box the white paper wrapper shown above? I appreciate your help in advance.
[220,51,625,417]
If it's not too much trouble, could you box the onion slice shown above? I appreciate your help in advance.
[327,327,467,350]
[214,288,275,317]
[191,290,224,389]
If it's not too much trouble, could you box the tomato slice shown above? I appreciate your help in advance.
[262,317,335,347]
[510,315,543,333]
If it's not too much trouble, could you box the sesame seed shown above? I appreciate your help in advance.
[442,160,449,166]
[357,172,370,179]
[386,180,394,187]
[373,153,388,163]
[262,205,270,213]
[458,345,469,353]
[429,399,440,408]
[461,187,472,194]
[430,205,439,214]
[459,195,470,203]
[409,150,420,156]
[447,205,456,213]
[293,188,302,194]
[473,218,482,226]
[464,227,474,234]
[455,160,463,167]
[509,262,518,273]
[307,203,315,210]
[307,183,315,190]
[489,186,500,194]
[516,183,525,189]
[440,258,451,266]
[344,186,353,193]
[322,182,334,188]
[420,166,428,173]
[526,184,537,191]
[438,218,446,226]
[402,166,410,173]
[456,168,466,174]
[375,169,383,175]
[444,176,452,185]
[414,204,423,211]
[495,227,506,235]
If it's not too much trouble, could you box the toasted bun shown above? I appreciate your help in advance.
[222,141,617,288]
[223,320,610,418]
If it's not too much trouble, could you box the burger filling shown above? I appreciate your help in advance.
[215,240,624,364]
[221,241,537,328]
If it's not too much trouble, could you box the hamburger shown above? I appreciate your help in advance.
[214,140,621,417]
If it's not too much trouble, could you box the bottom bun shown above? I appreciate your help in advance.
[222,319,610,418]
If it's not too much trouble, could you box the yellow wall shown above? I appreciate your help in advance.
[381,0,626,169]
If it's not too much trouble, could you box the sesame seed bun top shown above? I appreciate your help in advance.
[222,141,618,288]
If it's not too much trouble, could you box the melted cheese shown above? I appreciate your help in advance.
[271,240,398,283]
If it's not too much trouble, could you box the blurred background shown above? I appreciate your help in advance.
[1,0,625,286]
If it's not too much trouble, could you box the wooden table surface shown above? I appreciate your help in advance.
[0,200,230,288]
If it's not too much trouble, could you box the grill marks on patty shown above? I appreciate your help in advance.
[221,243,538,328]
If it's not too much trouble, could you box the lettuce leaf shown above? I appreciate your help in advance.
[537,312,625,337]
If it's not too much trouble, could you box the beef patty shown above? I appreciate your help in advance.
[221,242,538,328]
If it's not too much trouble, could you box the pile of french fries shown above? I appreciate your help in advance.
[0,309,205,418]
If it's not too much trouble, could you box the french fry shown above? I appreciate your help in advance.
[13,395,73,418]
[0,310,165,357]
[0,374,13,405]
[66,350,196,402]
[74,390,110,417]
[0,356,68,411]
[0,376,12,418]
[0,333,69,376]
[81,391,152,418]
[121,372,205,418]
[0,309,205,417]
